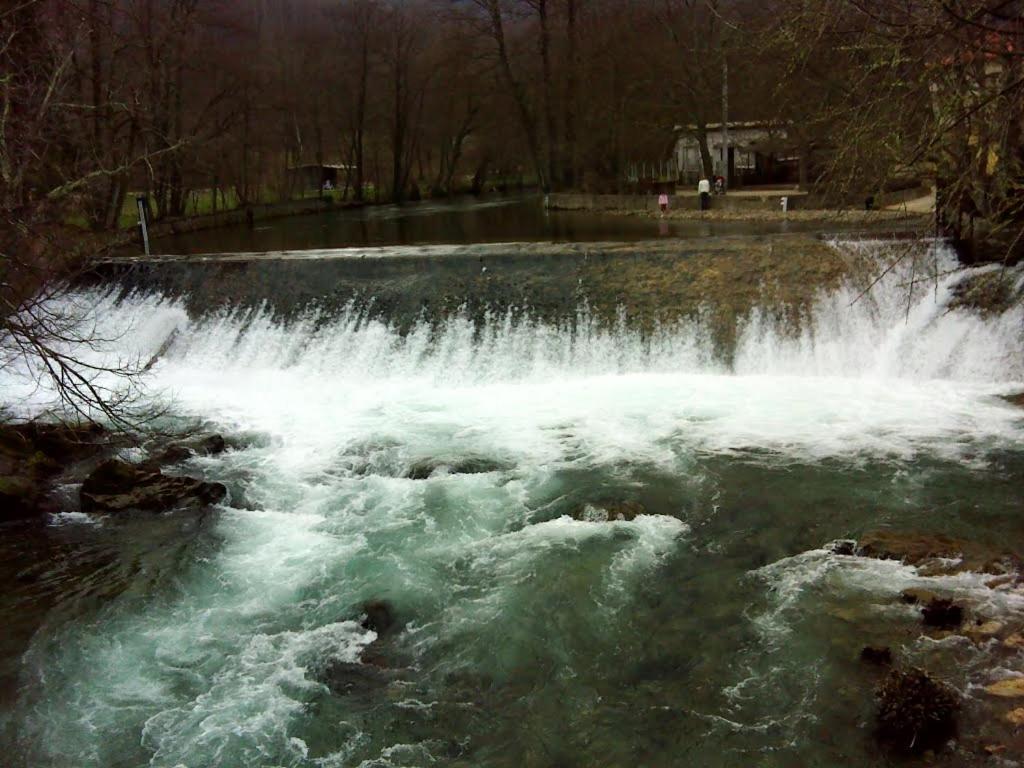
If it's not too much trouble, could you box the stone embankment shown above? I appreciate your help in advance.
[546,191,928,224]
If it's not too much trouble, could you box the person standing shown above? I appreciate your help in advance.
[698,177,711,211]
[658,192,669,215]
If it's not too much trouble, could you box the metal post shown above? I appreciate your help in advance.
[136,196,150,256]
[721,59,729,191]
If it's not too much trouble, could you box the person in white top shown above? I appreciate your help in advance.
[658,192,669,215]
[697,177,711,211]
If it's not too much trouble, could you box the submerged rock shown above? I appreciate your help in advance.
[1004,634,1024,650]
[826,539,857,556]
[321,660,389,696]
[1005,708,1024,726]
[80,459,226,514]
[405,456,510,480]
[921,598,964,629]
[965,619,1004,638]
[148,433,227,467]
[900,588,940,605]
[574,500,646,522]
[875,668,960,755]
[856,530,1021,576]
[948,271,1019,317]
[360,600,398,637]
[861,646,894,666]
[986,678,1024,698]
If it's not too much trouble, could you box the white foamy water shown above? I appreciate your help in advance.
[2,239,1023,767]
[3,240,1021,461]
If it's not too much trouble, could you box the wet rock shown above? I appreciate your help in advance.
[921,598,964,629]
[948,272,1018,317]
[1005,708,1024,726]
[574,500,646,522]
[149,434,227,466]
[360,600,397,636]
[856,530,1021,576]
[901,588,939,605]
[965,619,1004,638]
[0,475,41,520]
[0,421,106,465]
[861,646,894,666]
[1004,633,1024,650]
[80,459,227,514]
[875,667,960,755]
[986,574,1016,589]
[405,457,509,480]
[986,678,1024,698]
[826,539,857,556]
[0,421,109,518]
[1003,392,1024,408]
[321,660,388,696]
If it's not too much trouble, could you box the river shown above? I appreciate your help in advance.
[149,194,884,254]
[1,205,1023,767]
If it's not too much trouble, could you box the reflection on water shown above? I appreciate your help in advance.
[154,195,840,255]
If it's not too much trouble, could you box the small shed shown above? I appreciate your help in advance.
[287,163,351,191]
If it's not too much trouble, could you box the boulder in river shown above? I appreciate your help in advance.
[405,456,510,480]
[1004,634,1024,650]
[0,475,41,519]
[360,600,397,637]
[1003,392,1024,408]
[826,539,857,556]
[875,667,960,755]
[900,587,940,605]
[985,678,1024,698]
[574,500,646,522]
[861,646,893,666]
[921,598,964,629]
[1005,708,1024,726]
[148,433,227,467]
[321,660,389,697]
[0,421,108,519]
[80,459,226,514]
[856,530,1021,576]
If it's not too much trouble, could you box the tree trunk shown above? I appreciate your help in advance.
[696,126,714,179]
[798,137,810,190]
[353,29,369,202]
[538,0,558,190]
[487,1,546,191]
[563,0,578,188]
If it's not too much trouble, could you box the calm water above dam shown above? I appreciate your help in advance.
[1,234,1023,767]
[152,195,871,254]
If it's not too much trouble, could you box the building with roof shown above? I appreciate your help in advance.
[672,121,801,187]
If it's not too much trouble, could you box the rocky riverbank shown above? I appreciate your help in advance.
[821,526,1024,761]
[0,421,229,521]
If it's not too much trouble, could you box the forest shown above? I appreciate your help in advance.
[1,0,1020,236]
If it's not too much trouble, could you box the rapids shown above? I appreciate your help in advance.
[1,237,1023,767]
